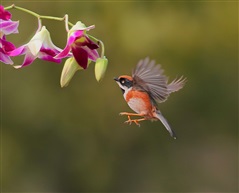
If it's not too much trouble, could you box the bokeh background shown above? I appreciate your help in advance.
[1,1,238,192]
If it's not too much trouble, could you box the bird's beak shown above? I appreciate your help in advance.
[113,77,119,82]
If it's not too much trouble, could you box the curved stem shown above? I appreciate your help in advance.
[39,15,64,21]
[5,4,39,17]
[64,14,70,32]
[36,18,42,32]
[5,4,74,27]
[98,40,105,58]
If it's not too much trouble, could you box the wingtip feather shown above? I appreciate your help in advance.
[168,76,187,93]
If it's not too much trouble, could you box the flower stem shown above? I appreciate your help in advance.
[5,4,74,26]
[99,40,105,59]
[5,4,39,17]
[88,34,105,58]
[63,14,70,32]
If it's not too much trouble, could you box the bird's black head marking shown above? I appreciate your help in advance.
[118,77,133,88]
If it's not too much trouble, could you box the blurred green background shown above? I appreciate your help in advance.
[1,1,238,192]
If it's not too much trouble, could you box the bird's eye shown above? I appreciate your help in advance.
[119,78,132,88]
[119,78,126,84]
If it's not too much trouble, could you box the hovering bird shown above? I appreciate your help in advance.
[114,57,186,139]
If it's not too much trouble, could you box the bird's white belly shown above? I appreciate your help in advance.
[127,98,148,115]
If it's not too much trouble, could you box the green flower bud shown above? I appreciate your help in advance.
[60,57,82,87]
[95,57,108,82]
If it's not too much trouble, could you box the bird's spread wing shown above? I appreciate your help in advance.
[167,76,186,94]
[132,57,169,103]
[132,57,186,103]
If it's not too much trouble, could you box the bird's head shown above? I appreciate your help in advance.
[114,75,133,93]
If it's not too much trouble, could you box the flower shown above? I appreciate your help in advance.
[55,21,99,69]
[0,5,11,20]
[0,5,19,64]
[0,35,16,64]
[9,26,63,68]
[0,5,19,36]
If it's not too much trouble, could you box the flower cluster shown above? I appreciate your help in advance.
[0,5,108,87]
[0,5,19,64]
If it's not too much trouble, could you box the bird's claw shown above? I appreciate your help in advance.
[119,112,142,126]
[124,119,141,127]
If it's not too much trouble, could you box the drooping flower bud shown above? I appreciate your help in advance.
[95,56,108,82]
[60,57,92,87]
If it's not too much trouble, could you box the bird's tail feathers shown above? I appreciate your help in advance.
[154,110,177,139]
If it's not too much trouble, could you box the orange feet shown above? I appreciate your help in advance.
[119,112,146,126]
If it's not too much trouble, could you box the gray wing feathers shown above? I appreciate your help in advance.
[132,57,186,103]
[168,76,186,94]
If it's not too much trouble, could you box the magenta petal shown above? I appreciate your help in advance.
[19,52,36,68]
[83,46,99,61]
[55,31,86,59]
[0,38,15,53]
[8,45,26,56]
[0,6,11,20]
[38,52,61,63]
[72,30,84,38]
[87,42,99,50]
[40,47,59,57]
[0,20,19,35]
[0,48,13,64]
[55,45,71,59]
[54,33,77,59]
[74,35,99,49]
[67,33,78,45]
[4,41,15,52]
[72,46,88,69]
[85,36,99,50]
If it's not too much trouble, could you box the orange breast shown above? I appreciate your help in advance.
[125,89,153,115]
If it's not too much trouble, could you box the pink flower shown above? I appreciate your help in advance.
[0,35,16,64]
[0,5,19,64]
[0,5,19,36]
[9,26,62,68]
[55,21,99,69]
[0,5,11,20]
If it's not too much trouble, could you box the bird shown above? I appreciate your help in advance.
[114,57,186,139]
